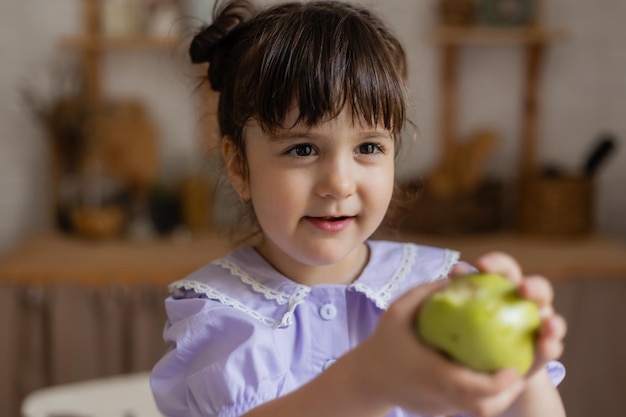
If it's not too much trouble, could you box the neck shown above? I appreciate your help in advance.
[255,242,370,287]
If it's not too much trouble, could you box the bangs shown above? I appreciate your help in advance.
[235,2,407,135]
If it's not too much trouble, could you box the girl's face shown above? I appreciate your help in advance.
[226,106,395,285]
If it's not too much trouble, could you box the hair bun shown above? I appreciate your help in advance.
[189,30,216,65]
[189,1,256,89]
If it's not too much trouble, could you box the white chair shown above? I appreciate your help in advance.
[21,372,163,417]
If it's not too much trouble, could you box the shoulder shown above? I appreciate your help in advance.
[368,240,459,278]
[350,240,460,309]
[165,245,310,329]
[152,247,300,416]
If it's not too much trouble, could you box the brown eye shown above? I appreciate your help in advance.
[288,144,315,157]
[356,143,382,155]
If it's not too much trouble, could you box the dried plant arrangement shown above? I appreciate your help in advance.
[20,61,95,177]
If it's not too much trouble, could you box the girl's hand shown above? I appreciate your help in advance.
[471,252,567,376]
[352,281,526,417]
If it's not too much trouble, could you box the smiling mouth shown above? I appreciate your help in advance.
[305,215,354,232]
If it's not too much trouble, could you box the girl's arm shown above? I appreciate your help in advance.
[241,348,392,417]
[499,369,566,417]
[244,281,527,417]
[498,272,568,417]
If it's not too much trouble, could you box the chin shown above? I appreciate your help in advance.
[295,238,365,267]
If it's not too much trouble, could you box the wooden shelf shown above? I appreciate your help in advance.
[432,24,568,187]
[433,26,568,45]
[59,35,183,51]
[2,232,626,286]
[0,233,233,287]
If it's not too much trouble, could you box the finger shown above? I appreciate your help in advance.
[475,252,523,284]
[529,316,566,376]
[449,262,473,278]
[518,276,554,312]
[536,337,565,364]
[445,366,521,400]
[469,379,525,417]
[536,315,567,361]
[543,314,568,340]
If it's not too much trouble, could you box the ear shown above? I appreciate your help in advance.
[222,137,250,201]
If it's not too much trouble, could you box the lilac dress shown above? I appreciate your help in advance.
[150,240,565,417]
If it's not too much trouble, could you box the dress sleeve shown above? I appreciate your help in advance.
[546,360,566,387]
[150,297,288,417]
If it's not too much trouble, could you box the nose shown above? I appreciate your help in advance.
[315,156,356,199]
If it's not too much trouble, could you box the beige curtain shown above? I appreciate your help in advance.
[553,279,626,417]
[0,283,168,417]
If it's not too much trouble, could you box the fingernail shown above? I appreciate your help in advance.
[451,263,471,276]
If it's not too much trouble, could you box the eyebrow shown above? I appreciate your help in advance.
[360,131,394,141]
[268,131,318,143]
[269,130,393,143]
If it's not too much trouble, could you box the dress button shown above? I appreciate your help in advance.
[323,358,336,371]
[319,303,337,320]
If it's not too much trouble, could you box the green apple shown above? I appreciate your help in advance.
[416,273,540,374]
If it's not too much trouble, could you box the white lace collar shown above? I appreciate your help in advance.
[169,241,459,328]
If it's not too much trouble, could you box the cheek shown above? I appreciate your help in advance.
[367,164,395,205]
[247,170,305,215]
[377,180,395,213]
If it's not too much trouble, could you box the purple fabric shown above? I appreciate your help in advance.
[150,240,565,417]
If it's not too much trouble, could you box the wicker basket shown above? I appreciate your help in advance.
[393,180,505,235]
[518,176,594,236]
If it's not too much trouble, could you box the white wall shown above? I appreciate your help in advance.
[1,0,625,254]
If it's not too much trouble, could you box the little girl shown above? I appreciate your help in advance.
[150,1,567,416]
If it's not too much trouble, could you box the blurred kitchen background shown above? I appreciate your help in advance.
[1,0,625,250]
[1,0,626,416]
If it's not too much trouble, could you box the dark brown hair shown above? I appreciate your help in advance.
[190,0,411,233]
[191,0,408,159]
